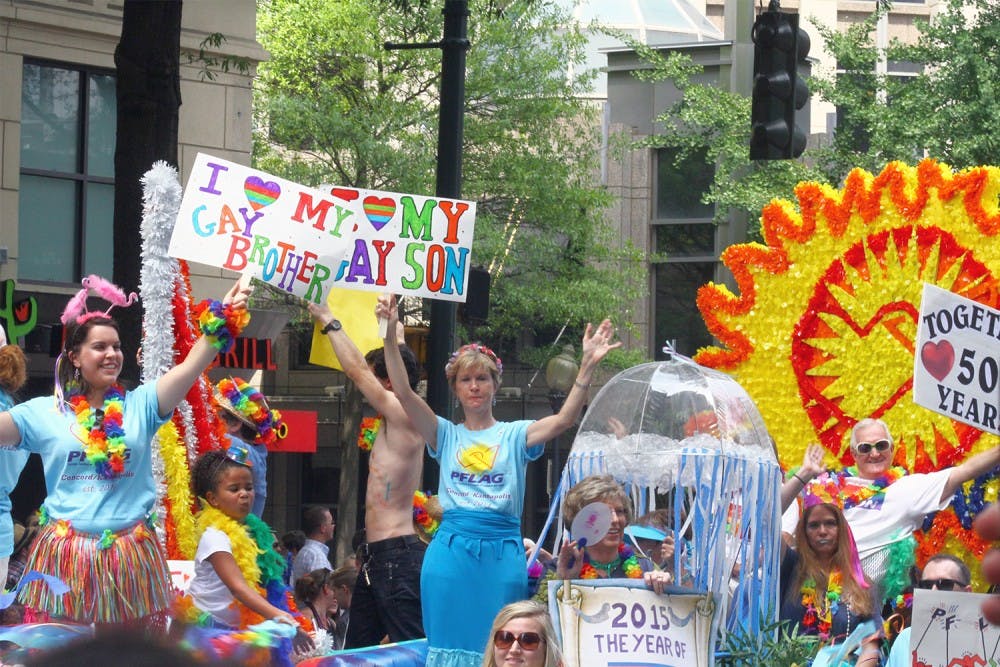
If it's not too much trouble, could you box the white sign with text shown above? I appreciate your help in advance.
[909,588,1000,666]
[168,153,478,305]
[549,580,715,667]
[913,283,1000,435]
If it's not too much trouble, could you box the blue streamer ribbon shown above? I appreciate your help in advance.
[0,570,71,610]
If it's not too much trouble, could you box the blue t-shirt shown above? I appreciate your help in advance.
[431,417,542,518]
[9,382,168,534]
[0,389,29,557]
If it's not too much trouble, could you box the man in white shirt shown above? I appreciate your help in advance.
[784,417,1000,599]
[291,505,335,584]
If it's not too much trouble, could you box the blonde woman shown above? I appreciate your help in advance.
[481,600,563,667]
[378,293,618,667]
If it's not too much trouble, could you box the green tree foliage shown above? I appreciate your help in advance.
[626,0,998,239]
[255,0,646,355]
[812,0,1000,173]
[622,38,825,240]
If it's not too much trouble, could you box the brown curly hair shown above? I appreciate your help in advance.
[0,345,27,395]
[562,474,633,525]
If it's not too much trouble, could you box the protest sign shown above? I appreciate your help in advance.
[166,153,478,306]
[913,283,1000,435]
[168,154,358,304]
[549,579,716,667]
[318,184,476,302]
[908,588,1000,666]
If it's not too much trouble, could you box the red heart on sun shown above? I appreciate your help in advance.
[920,339,954,381]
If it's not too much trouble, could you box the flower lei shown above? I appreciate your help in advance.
[579,543,643,579]
[358,416,382,452]
[806,466,906,510]
[801,569,843,640]
[67,383,127,479]
[413,490,439,537]
[194,299,250,354]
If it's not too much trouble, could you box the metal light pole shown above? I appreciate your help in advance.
[386,0,469,491]
[545,344,579,499]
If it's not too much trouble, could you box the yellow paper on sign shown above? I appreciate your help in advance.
[309,288,381,370]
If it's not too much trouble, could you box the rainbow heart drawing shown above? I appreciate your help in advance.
[244,176,281,211]
[363,196,396,231]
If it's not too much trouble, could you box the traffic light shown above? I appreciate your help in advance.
[750,10,810,160]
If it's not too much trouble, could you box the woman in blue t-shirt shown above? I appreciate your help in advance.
[377,294,619,667]
[0,275,250,624]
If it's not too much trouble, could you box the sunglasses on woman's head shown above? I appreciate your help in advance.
[917,577,964,591]
[493,630,543,650]
[855,439,891,454]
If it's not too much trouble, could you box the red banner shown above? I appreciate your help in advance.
[270,410,317,453]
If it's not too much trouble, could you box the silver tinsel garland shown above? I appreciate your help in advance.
[139,161,184,545]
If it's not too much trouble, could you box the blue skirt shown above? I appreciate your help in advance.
[422,509,526,667]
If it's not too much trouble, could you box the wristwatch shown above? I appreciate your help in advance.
[321,319,342,334]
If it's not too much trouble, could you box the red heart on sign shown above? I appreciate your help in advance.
[330,187,360,202]
[920,339,954,381]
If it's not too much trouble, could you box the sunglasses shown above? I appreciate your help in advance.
[917,578,964,591]
[493,630,543,650]
[855,439,891,454]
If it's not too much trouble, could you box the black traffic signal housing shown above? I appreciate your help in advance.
[750,10,810,160]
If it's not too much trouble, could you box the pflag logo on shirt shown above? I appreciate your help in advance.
[456,443,499,473]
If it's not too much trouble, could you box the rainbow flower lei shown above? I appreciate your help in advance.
[806,466,906,511]
[412,490,439,537]
[67,383,127,479]
[801,569,843,640]
[358,416,382,452]
[579,543,643,579]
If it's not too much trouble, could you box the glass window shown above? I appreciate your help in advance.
[17,175,78,282]
[19,60,116,283]
[656,147,714,220]
[653,262,715,359]
[655,224,716,258]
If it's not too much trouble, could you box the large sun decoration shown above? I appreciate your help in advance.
[695,159,1000,587]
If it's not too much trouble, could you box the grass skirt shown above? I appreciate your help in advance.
[19,520,171,623]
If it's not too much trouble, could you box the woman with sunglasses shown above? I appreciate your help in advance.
[780,501,883,665]
[481,600,563,667]
[378,294,618,667]
[782,417,1000,602]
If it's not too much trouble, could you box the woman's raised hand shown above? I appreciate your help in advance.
[581,319,622,366]
[799,443,826,481]
[222,275,253,309]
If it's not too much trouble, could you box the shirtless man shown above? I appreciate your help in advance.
[309,301,426,647]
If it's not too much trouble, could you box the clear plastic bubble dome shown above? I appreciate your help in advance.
[543,352,783,641]
[568,355,777,490]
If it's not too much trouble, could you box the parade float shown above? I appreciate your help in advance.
[694,159,1000,591]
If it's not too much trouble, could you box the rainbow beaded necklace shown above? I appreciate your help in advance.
[67,383,127,479]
